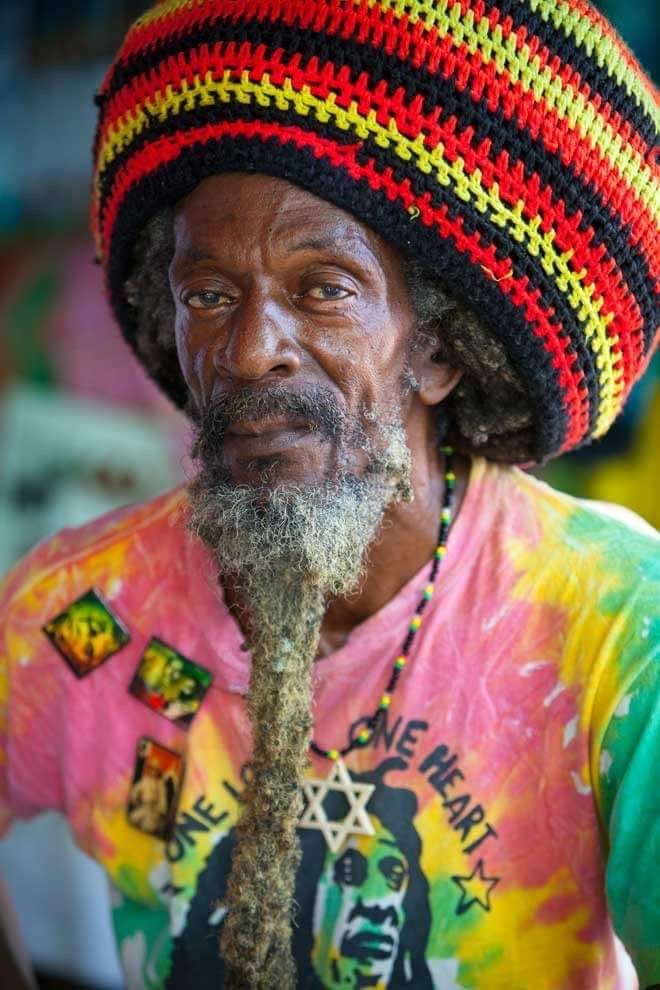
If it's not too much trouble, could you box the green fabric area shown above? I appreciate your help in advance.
[600,659,660,985]
[566,504,660,982]
[426,872,499,988]
[111,882,173,990]
[565,504,660,626]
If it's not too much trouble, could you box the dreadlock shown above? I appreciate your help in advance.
[124,208,535,463]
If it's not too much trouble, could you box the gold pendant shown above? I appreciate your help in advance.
[299,758,376,853]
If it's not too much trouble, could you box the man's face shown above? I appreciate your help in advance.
[169,173,422,489]
[311,827,410,988]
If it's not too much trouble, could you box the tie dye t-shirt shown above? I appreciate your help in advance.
[1,458,658,990]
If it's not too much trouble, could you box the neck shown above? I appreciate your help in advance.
[222,441,470,659]
[316,444,469,658]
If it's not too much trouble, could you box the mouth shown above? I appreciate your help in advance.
[342,929,395,961]
[222,418,325,461]
[225,416,315,438]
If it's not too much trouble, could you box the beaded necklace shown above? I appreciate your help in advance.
[300,447,456,851]
[309,445,455,762]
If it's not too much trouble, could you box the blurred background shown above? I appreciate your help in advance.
[0,1,657,988]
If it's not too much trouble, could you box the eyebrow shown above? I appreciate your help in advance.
[284,236,342,255]
[173,232,373,270]
[174,248,216,266]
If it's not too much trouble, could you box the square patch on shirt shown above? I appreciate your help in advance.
[127,737,185,840]
[129,637,213,728]
[42,588,130,677]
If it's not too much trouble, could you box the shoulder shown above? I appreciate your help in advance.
[477,458,658,577]
[0,487,191,645]
[469,459,659,666]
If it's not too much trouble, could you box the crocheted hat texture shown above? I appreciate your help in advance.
[93,0,659,463]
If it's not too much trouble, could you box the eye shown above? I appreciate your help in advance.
[378,856,408,892]
[333,848,367,887]
[304,283,352,301]
[184,289,232,310]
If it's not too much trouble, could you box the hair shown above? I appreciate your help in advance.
[124,207,536,462]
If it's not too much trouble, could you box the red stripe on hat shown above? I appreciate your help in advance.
[108,0,653,167]
[98,35,657,273]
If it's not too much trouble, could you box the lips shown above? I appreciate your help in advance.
[225,416,314,438]
[341,929,395,961]
[222,417,322,460]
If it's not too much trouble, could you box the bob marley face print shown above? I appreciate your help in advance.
[165,757,433,988]
[306,759,433,989]
[312,826,410,987]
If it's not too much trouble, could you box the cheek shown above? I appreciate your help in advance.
[174,312,212,396]
[315,311,410,410]
[348,338,410,416]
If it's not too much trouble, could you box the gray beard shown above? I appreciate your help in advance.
[185,391,413,987]
[187,423,412,606]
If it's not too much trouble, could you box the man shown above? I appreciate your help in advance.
[1,0,658,987]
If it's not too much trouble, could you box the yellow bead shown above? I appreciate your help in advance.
[328,749,339,761]
[380,694,391,708]
[410,615,422,631]
[425,584,435,596]
[358,729,370,742]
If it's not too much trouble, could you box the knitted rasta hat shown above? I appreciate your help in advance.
[93,0,659,463]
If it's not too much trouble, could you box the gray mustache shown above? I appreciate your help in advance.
[192,385,352,458]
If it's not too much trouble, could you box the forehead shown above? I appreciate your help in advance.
[172,172,401,270]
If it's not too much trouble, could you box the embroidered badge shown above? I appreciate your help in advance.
[42,588,130,677]
[128,637,213,728]
[299,759,376,853]
[127,737,185,840]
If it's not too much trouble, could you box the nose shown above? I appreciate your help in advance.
[212,288,301,384]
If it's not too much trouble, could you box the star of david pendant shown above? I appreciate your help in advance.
[299,759,375,853]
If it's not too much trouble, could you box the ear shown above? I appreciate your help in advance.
[413,342,463,406]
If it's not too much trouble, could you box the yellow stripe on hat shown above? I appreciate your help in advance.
[127,0,197,33]
[377,0,660,133]
[527,0,660,127]
[98,7,660,226]
[371,0,659,218]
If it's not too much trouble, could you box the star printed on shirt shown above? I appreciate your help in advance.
[299,759,375,853]
[451,859,500,915]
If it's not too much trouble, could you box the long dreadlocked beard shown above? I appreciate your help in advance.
[186,385,412,987]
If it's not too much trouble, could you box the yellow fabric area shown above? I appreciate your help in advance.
[586,383,660,529]
[458,869,600,989]
[98,69,626,431]
[418,788,600,988]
